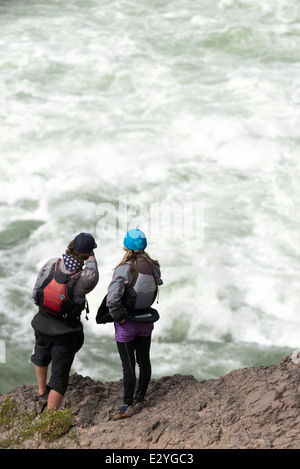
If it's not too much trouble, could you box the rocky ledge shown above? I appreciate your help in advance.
[1,354,300,449]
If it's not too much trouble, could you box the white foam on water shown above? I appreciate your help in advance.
[0,0,299,387]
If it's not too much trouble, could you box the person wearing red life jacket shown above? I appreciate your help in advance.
[31,232,99,410]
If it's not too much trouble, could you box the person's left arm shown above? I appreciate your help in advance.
[72,253,99,303]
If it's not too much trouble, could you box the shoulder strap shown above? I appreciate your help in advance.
[136,258,154,275]
[55,259,61,273]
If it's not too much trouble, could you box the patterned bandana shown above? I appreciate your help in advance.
[62,254,83,272]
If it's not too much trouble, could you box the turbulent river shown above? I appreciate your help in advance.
[0,0,299,392]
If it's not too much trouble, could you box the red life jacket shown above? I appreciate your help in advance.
[37,259,85,318]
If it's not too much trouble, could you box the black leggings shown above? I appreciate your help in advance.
[117,335,152,405]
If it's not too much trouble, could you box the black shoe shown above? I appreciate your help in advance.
[113,404,135,420]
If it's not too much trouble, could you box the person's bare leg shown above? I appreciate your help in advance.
[35,365,48,395]
[47,389,64,410]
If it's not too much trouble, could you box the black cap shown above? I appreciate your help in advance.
[73,233,97,253]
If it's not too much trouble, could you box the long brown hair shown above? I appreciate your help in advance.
[115,248,160,282]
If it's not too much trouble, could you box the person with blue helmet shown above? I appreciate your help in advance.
[123,228,147,251]
[101,229,163,419]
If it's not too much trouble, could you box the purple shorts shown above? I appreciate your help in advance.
[114,320,154,343]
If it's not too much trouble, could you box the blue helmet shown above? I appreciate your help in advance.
[124,229,147,251]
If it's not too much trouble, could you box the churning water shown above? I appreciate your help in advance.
[0,0,299,393]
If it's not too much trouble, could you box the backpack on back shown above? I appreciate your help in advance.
[96,258,160,324]
[122,258,158,312]
[35,259,86,320]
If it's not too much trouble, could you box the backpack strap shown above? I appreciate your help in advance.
[54,258,61,274]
